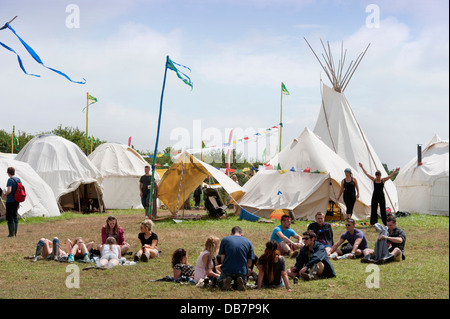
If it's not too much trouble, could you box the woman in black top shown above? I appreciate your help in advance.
[134,219,159,262]
[337,168,360,218]
[359,163,399,225]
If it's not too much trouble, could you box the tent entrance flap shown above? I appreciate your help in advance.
[59,183,103,213]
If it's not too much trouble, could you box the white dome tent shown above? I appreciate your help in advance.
[88,143,160,209]
[395,134,449,216]
[15,134,104,213]
[0,155,60,218]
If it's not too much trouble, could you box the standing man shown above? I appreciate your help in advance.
[287,230,336,281]
[329,218,373,259]
[139,165,158,219]
[270,214,303,258]
[4,167,20,237]
[218,226,255,291]
[307,212,334,255]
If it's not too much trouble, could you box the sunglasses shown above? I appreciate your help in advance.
[345,224,352,227]
[302,237,310,241]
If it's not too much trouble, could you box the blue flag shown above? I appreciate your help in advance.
[1,22,85,84]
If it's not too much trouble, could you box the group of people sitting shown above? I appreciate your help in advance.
[168,211,406,292]
[26,211,406,292]
[26,216,158,269]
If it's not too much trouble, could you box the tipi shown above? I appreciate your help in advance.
[88,143,160,209]
[15,135,104,213]
[305,38,399,212]
[239,128,373,220]
[395,134,449,216]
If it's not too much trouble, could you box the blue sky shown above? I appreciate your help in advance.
[0,0,448,169]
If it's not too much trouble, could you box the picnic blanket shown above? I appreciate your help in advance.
[149,275,196,285]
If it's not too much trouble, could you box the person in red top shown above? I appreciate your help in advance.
[97,216,130,255]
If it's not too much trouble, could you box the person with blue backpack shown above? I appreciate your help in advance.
[4,167,23,237]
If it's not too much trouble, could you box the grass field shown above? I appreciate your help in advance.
[0,209,448,300]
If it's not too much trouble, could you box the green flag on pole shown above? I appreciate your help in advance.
[166,57,193,90]
[88,94,98,105]
[281,82,290,95]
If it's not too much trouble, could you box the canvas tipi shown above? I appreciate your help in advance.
[0,155,60,218]
[239,128,373,220]
[395,135,449,216]
[88,143,160,209]
[305,38,399,212]
[15,135,104,213]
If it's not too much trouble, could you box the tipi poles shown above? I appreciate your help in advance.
[279,83,283,153]
[85,92,89,155]
[148,56,169,218]
[304,38,370,92]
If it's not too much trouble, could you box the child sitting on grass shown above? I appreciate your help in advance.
[172,248,194,280]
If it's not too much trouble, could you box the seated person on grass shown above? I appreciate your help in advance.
[134,219,159,262]
[270,214,303,258]
[307,211,334,255]
[361,214,406,264]
[66,237,94,263]
[96,236,122,269]
[287,230,336,281]
[329,218,373,260]
[172,248,195,280]
[218,226,255,291]
[257,240,292,292]
[194,236,221,287]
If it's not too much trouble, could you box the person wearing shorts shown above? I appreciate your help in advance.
[270,215,303,258]
[96,237,121,269]
[329,218,373,259]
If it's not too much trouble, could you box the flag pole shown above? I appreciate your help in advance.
[85,92,89,155]
[11,125,14,153]
[148,56,169,219]
[279,82,283,153]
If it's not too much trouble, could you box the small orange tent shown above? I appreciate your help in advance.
[269,209,290,220]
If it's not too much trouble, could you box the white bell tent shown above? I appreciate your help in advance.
[239,128,373,220]
[395,135,449,216]
[88,143,160,209]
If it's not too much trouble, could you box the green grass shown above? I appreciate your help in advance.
[0,210,448,299]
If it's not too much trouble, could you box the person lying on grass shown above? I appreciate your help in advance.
[25,237,67,262]
[67,237,94,263]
